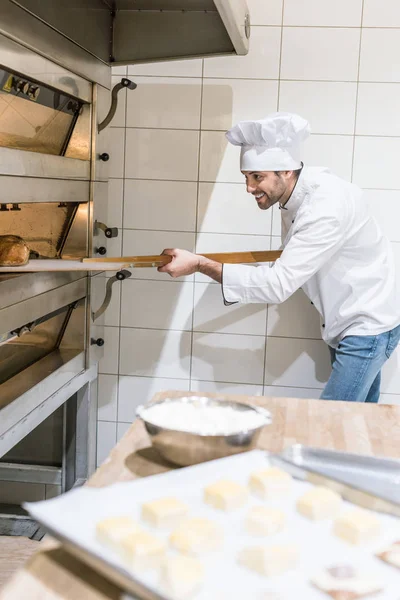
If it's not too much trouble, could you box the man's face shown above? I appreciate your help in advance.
[242,171,290,210]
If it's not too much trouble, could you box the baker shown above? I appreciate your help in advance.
[158,112,400,403]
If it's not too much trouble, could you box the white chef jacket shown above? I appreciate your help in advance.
[222,166,400,347]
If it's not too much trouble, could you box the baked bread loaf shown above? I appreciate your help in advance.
[0,235,30,266]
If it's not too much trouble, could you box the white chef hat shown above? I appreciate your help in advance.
[226,112,311,171]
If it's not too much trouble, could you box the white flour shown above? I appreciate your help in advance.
[139,398,269,435]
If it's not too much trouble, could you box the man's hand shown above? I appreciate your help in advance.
[157,248,200,278]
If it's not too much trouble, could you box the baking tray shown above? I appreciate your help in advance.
[24,450,400,600]
[271,445,400,518]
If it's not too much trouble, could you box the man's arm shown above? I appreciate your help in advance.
[157,248,222,283]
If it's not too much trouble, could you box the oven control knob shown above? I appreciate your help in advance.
[27,85,40,101]
[95,246,107,255]
[99,152,110,162]
[105,227,118,238]
[91,338,104,347]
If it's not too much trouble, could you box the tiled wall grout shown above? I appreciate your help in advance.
[350,0,365,182]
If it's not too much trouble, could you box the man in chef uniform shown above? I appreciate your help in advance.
[159,113,400,403]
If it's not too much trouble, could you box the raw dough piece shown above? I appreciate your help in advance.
[169,517,223,555]
[377,540,400,569]
[249,467,292,500]
[159,554,203,599]
[297,486,341,520]
[204,479,248,511]
[310,564,383,599]
[141,496,189,528]
[238,544,298,577]
[333,509,380,545]
[96,516,143,552]
[245,506,285,536]
[120,530,166,571]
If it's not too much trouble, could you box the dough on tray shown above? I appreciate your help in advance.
[297,486,342,520]
[96,516,143,552]
[141,496,189,528]
[245,506,286,537]
[204,479,248,511]
[310,564,383,599]
[249,467,292,500]
[377,540,400,569]
[120,530,166,571]
[169,517,223,555]
[238,544,298,577]
[159,554,204,599]
[333,509,380,545]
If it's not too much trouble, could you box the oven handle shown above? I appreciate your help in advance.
[91,269,132,322]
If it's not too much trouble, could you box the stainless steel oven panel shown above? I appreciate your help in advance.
[0,272,85,312]
[0,3,110,90]
[0,352,88,453]
[0,32,93,103]
[0,277,87,337]
[88,274,106,366]
[0,176,89,204]
[0,147,90,179]
[94,85,112,182]
[61,203,89,260]
[91,181,109,259]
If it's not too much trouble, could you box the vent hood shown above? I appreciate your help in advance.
[0,1,250,87]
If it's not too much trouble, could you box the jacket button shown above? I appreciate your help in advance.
[292,219,294,223]
[310,301,314,305]
[322,324,325,328]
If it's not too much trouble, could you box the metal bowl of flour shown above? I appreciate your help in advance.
[136,396,272,467]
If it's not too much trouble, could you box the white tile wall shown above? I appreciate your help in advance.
[281,28,360,82]
[99,326,120,374]
[247,0,283,26]
[191,332,265,384]
[359,29,400,82]
[203,27,281,80]
[279,82,357,135]
[264,338,331,388]
[97,421,117,466]
[120,279,194,331]
[190,380,263,396]
[128,59,202,78]
[267,289,321,339]
[119,328,191,379]
[364,190,400,242]
[199,131,244,183]
[98,374,118,421]
[126,77,202,129]
[356,83,400,136]
[303,135,354,181]
[123,180,197,232]
[353,137,400,189]
[118,376,190,422]
[363,0,400,27]
[197,183,272,235]
[202,79,278,131]
[125,129,199,180]
[97,2,400,463]
[193,282,267,335]
[283,0,363,27]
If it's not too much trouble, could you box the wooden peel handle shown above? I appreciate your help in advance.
[82,250,282,267]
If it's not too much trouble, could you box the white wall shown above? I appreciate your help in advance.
[97,0,400,465]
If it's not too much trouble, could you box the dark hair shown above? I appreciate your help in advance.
[274,168,302,177]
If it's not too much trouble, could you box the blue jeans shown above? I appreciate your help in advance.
[320,324,400,403]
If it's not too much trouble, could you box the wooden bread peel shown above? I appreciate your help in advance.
[81,250,282,267]
[0,250,282,272]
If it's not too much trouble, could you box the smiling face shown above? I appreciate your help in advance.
[242,170,296,210]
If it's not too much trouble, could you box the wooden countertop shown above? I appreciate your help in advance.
[2,391,400,599]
